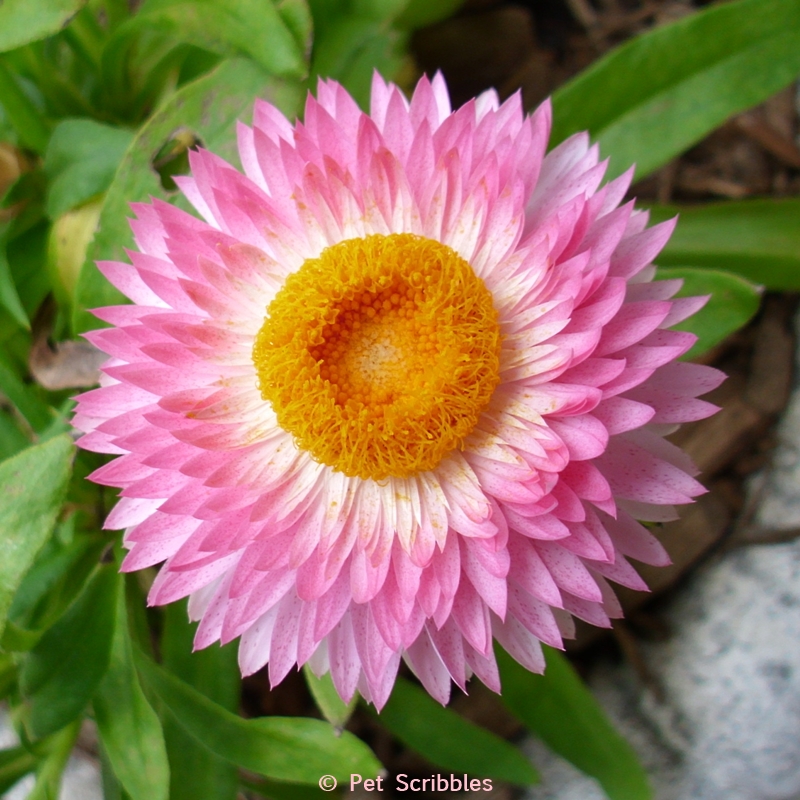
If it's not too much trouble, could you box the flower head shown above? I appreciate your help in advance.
[75,74,723,707]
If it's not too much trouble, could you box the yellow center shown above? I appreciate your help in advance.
[253,233,501,480]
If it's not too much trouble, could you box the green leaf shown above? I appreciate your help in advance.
[20,564,118,738]
[244,776,330,800]
[45,119,134,219]
[47,197,104,306]
[160,601,240,800]
[276,0,313,59]
[26,721,80,800]
[6,221,51,321]
[7,533,103,640]
[62,6,105,72]
[303,666,357,731]
[657,267,761,359]
[311,16,405,110]
[552,0,800,179]
[0,230,30,329]
[94,575,170,800]
[650,199,800,290]
[243,776,330,800]
[99,0,131,31]
[0,435,74,641]
[99,27,196,119]
[109,0,306,81]
[0,652,16,701]
[2,619,47,652]
[0,0,87,52]
[394,0,463,29]
[0,61,49,153]
[73,56,304,333]
[0,408,28,461]
[0,745,38,795]
[0,350,53,431]
[99,747,127,800]
[135,651,382,784]
[247,776,330,800]
[373,676,538,786]
[498,647,651,800]
[349,0,407,19]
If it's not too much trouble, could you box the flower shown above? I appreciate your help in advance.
[74,73,723,708]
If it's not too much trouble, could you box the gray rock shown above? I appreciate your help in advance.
[646,540,800,799]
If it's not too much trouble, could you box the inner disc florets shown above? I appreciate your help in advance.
[253,233,501,480]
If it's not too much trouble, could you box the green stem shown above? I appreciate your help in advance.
[0,59,50,153]
[28,720,81,800]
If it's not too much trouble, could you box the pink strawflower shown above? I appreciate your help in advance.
[74,74,722,708]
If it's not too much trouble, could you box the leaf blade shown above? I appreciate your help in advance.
[551,0,800,179]
[373,677,538,786]
[94,575,170,800]
[44,119,134,219]
[0,0,87,52]
[108,1,306,80]
[497,647,651,800]
[303,666,356,731]
[0,228,31,329]
[0,60,50,153]
[20,564,118,738]
[0,350,53,430]
[160,601,240,800]
[650,199,800,290]
[0,435,74,641]
[0,745,38,794]
[136,651,383,784]
[658,267,761,359]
